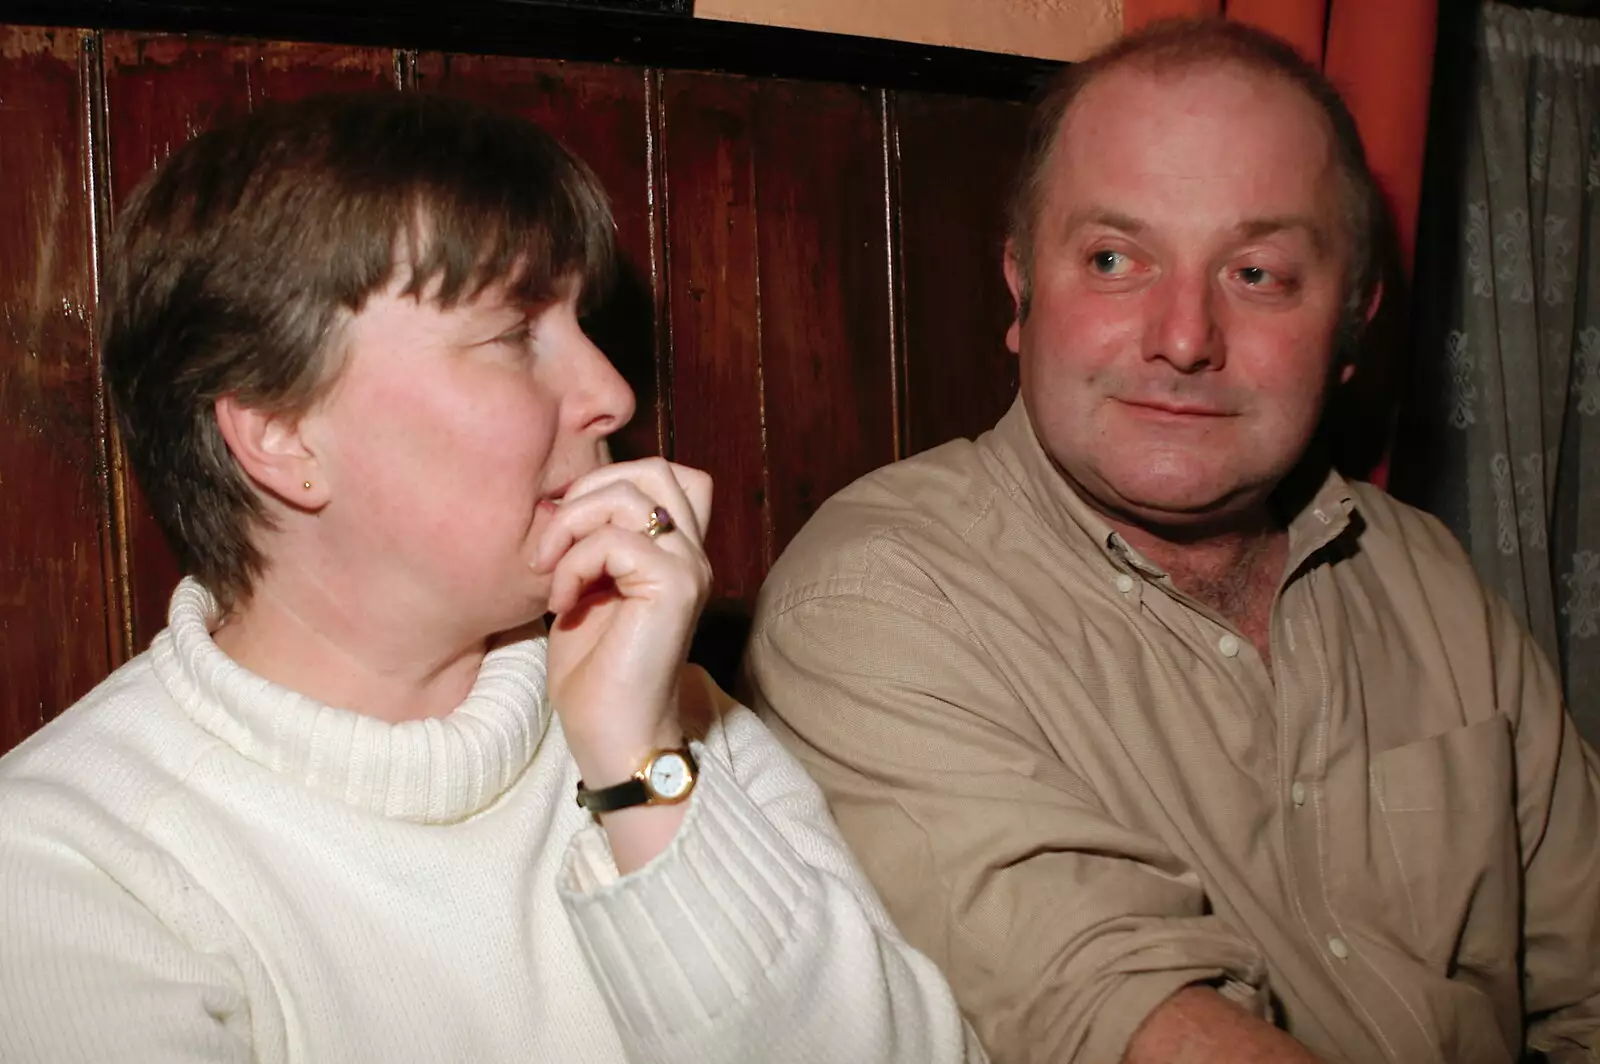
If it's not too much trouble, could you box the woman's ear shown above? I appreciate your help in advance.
[214,396,328,510]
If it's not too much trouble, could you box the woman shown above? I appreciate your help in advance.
[0,92,984,1064]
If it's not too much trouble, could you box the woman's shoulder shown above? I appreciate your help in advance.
[0,646,218,831]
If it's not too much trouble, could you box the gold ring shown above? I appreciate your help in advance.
[643,505,677,539]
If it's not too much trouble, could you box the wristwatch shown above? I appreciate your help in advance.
[575,746,699,815]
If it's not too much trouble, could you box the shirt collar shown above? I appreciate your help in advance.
[1280,464,1359,573]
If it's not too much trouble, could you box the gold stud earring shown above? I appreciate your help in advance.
[303,481,313,490]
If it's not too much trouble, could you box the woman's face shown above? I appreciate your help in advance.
[298,271,635,638]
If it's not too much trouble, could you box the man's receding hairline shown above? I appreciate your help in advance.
[1046,55,1343,173]
[1035,58,1354,262]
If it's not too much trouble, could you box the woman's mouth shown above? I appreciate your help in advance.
[536,484,570,516]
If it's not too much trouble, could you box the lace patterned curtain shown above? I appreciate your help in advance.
[1398,1,1600,742]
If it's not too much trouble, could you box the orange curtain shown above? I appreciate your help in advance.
[1224,0,1327,65]
[1120,0,1440,484]
[1322,1,1438,274]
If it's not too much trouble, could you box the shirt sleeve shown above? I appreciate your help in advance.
[557,676,988,1064]
[744,586,1270,1064]
[1492,596,1600,1062]
[0,785,254,1064]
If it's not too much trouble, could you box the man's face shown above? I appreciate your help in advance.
[1006,63,1359,531]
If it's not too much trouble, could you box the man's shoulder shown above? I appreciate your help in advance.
[1344,480,1481,581]
[760,436,1005,612]
[1333,480,1519,663]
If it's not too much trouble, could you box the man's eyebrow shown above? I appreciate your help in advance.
[1056,210,1334,252]
[1059,208,1146,239]
[1236,215,1332,254]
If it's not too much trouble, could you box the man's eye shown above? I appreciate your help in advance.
[1236,265,1295,292]
[1089,249,1134,277]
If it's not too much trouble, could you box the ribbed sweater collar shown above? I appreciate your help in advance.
[150,577,552,823]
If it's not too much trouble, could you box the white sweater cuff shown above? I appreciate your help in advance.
[557,742,817,1037]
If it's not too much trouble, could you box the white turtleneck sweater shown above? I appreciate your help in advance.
[0,580,985,1064]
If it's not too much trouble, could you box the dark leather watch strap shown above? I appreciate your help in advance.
[575,747,697,816]
[574,776,651,815]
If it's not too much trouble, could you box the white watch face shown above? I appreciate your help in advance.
[646,752,692,800]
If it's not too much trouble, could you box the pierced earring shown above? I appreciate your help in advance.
[302,481,313,491]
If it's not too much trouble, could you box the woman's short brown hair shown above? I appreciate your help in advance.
[102,91,616,609]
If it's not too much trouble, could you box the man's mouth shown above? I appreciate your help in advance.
[1117,396,1235,418]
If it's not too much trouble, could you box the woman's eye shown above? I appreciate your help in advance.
[1089,249,1135,277]
[493,323,533,348]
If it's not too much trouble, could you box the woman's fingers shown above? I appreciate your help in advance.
[561,459,712,539]
[545,524,709,617]
[534,459,713,576]
[534,480,696,573]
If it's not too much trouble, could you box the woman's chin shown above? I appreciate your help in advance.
[470,575,554,646]
[486,613,549,650]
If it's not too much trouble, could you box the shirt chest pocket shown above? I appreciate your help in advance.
[1369,716,1521,970]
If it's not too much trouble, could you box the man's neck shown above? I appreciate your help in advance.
[211,575,491,724]
[1113,516,1280,585]
[1103,507,1288,661]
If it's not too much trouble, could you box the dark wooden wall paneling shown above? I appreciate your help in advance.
[0,24,1027,756]
[661,72,769,605]
[896,93,1027,454]
[0,28,109,748]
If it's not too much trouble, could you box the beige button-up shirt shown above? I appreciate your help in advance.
[746,398,1600,1064]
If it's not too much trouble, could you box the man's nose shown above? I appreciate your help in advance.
[1143,271,1223,373]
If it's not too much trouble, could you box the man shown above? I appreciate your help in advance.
[746,18,1600,1064]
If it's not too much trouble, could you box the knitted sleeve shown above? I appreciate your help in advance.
[557,682,987,1064]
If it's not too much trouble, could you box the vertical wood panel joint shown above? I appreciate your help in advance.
[82,27,134,669]
[395,49,417,91]
[645,67,671,460]
[883,88,908,463]
[747,88,774,573]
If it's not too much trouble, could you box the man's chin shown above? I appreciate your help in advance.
[1093,474,1272,532]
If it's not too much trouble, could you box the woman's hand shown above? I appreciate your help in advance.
[534,459,713,827]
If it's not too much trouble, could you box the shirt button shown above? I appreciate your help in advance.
[1218,634,1241,657]
[1291,782,1307,806]
[1115,574,1135,594]
[1327,936,1350,960]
